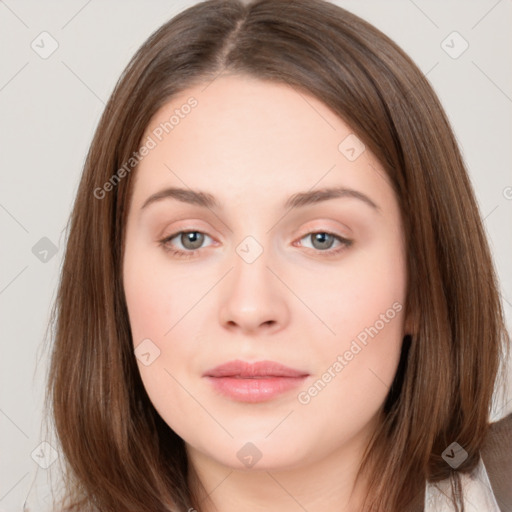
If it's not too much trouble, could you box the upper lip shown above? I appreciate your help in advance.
[203,359,309,378]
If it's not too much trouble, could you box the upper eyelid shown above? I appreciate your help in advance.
[163,230,215,248]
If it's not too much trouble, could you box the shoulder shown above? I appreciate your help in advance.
[424,415,512,512]
[481,412,512,511]
[425,454,502,511]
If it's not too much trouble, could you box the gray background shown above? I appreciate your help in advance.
[1,0,511,510]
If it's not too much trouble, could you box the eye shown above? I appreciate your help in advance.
[297,231,352,256]
[159,229,352,259]
[159,230,214,258]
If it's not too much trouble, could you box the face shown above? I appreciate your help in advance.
[123,74,408,474]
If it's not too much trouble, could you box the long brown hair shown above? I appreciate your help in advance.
[42,0,510,510]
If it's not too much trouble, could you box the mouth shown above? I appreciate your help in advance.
[203,359,309,403]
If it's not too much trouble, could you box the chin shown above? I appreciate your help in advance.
[189,434,312,472]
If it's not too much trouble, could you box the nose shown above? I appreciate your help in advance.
[219,245,289,335]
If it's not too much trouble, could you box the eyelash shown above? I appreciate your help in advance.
[158,230,353,259]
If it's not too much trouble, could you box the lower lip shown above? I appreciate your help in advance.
[205,376,308,403]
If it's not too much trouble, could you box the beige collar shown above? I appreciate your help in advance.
[425,457,500,511]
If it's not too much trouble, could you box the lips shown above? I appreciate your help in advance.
[203,359,309,378]
[203,359,309,403]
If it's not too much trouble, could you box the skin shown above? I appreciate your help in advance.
[123,73,409,512]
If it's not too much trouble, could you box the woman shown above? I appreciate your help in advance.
[40,0,510,510]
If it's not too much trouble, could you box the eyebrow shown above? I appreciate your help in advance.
[140,186,380,212]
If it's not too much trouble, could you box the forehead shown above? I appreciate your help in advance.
[131,74,393,213]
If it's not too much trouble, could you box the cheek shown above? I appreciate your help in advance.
[296,231,407,411]
[306,233,407,349]
[123,242,205,343]
[294,273,405,450]
[123,244,204,431]
[123,240,214,381]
